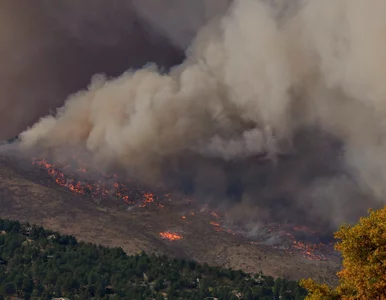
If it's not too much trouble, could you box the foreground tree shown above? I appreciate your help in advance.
[301,207,386,299]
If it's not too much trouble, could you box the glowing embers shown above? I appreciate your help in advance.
[32,157,332,261]
[159,231,183,241]
[209,220,235,234]
[291,241,328,261]
[286,226,330,261]
[139,193,164,208]
[32,158,164,208]
[249,224,331,261]
[206,209,235,235]
[210,221,220,227]
[209,221,221,232]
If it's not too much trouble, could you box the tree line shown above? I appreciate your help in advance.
[0,218,307,299]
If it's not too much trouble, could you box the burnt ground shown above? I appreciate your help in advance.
[0,151,340,283]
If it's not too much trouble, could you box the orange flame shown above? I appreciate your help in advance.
[159,231,183,241]
[250,224,330,261]
[33,158,330,261]
[210,211,220,219]
[33,158,165,208]
[139,193,154,208]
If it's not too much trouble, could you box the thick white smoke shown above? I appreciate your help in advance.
[19,0,386,229]
[21,0,294,160]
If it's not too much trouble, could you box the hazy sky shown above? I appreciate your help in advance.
[0,0,201,139]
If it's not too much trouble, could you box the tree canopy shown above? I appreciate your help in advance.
[301,207,386,300]
[0,218,306,300]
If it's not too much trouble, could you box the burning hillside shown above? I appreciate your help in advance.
[32,158,168,208]
[7,0,382,283]
[0,150,341,281]
[18,0,386,246]
[31,155,336,262]
[206,215,334,261]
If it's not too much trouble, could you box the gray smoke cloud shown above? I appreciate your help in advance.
[131,0,232,49]
[19,0,386,231]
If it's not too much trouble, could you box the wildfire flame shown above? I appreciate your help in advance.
[249,224,331,261]
[159,231,183,241]
[210,211,220,219]
[32,158,165,208]
[32,158,332,261]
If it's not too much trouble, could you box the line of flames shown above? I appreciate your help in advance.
[206,214,329,260]
[33,157,331,260]
[32,158,165,208]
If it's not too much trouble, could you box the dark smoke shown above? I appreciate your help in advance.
[0,0,185,139]
[12,0,386,234]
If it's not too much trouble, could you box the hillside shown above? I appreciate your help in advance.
[0,151,341,283]
[0,218,307,299]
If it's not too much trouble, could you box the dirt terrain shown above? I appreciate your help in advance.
[0,151,340,282]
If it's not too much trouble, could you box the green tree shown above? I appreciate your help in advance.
[22,276,34,294]
[2,282,16,296]
[14,274,24,291]
[154,277,165,291]
[0,217,306,300]
[44,270,57,286]
[96,281,106,297]
[156,293,165,300]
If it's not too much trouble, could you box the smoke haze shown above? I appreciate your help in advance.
[0,0,189,139]
[18,0,386,231]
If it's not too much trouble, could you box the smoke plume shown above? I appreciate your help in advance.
[19,0,386,231]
